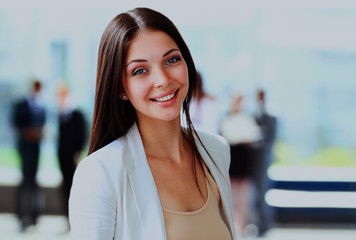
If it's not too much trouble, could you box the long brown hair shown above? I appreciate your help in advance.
[89,8,212,194]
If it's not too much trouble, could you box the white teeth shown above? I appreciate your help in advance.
[156,92,175,102]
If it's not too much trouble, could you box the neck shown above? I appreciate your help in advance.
[137,117,188,164]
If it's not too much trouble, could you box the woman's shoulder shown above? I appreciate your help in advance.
[195,130,231,176]
[76,136,133,178]
[195,130,229,150]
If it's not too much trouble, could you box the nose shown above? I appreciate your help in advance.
[153,68,171,88]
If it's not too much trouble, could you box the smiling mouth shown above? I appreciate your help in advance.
[150,89,178,102]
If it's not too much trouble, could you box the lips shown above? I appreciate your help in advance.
[150,89,179,102]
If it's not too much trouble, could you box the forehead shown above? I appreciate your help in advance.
[126,30,179,61]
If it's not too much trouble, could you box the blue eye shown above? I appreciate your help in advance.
[167,56,180,64]
[133,68,147,76]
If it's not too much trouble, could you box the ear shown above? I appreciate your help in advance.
[120,92,129,100]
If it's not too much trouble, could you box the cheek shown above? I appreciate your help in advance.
[180,65,189,91]
[174,64,189,86]
[126,80,150,102]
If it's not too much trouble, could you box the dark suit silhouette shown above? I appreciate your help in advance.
[12,94,46,230]
[58,109,86,216]
[252,89,277,236]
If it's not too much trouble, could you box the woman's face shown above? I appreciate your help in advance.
[122,30,189,123]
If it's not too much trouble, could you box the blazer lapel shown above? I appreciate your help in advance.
[197,140,236,238]
[126,124,167,240]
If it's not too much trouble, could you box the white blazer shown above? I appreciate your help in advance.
[69,123,237,240]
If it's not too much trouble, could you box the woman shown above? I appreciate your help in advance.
[69,8,236,240]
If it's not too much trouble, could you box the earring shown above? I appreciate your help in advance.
[121,94,128,100]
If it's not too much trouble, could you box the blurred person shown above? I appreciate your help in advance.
[69,8,237,240]
[11,79,46,231]
[220,92,262,238]
[252,88,277,237]
[189,71,220,134]
[57,83,87,221]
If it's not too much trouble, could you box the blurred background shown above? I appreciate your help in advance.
[0,5,356,240]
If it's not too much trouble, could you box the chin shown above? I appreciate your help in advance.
[157,112,181,122]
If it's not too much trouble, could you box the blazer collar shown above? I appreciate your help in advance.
[126,123,167,240]
[195,136,236,236]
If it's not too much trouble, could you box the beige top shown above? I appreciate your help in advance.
[162,169,232,240]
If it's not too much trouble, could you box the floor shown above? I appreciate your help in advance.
[0,214,355,240]
[0,214,69,240]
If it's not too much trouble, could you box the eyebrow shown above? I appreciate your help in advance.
[162,48,180,57]
[126,48,180,67]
